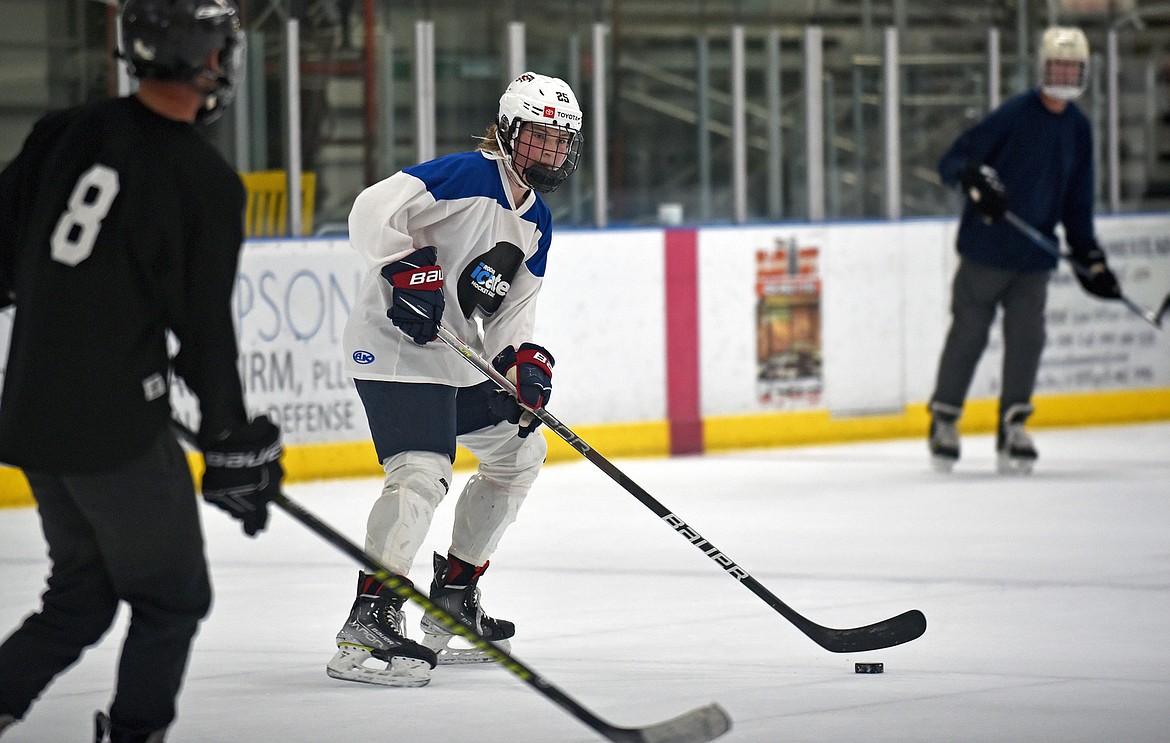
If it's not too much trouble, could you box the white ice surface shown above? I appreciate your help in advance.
[2,423,1169,742]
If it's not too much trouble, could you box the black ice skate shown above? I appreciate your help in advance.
[93,710,165,743]
[421,552,515,664]
[996,403,1037,475]
[928,402,962,473]
[326,571,437,687]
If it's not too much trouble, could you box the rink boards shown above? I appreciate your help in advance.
[2,214,1168,504]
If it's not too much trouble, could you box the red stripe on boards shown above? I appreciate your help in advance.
[664,229,703,455]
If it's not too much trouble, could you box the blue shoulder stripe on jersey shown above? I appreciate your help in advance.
[404,151,554,278]
[525,197,553,278]
[404,151,509,209]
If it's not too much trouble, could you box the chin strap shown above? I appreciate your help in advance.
[502,161,530,192]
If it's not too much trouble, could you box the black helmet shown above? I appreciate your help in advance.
[119,0,245,122]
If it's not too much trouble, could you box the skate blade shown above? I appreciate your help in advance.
[931,454,957,473]
[996,454,1035,475]
[421,633,511,665]
[326,645,431,687]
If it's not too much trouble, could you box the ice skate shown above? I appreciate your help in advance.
[996,404,1037,475]
[93,711,165,743]
[326,572,437,687]
[928,404,961,473]
[421,553,514,664]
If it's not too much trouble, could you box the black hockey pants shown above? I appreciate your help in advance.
[0,430,211,733]
[930,256,1050,417]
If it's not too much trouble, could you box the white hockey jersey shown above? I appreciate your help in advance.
[343,150,553,386]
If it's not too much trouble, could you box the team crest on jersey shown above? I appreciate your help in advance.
[457,242,523,318]
[352,350,375,364]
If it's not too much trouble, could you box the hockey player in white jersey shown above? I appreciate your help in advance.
[326,72,583,686]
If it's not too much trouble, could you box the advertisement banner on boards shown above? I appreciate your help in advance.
[170,240,368,444]
[755,237,823,409]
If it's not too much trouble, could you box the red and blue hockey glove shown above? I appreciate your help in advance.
[381,246,445,345]
[488,343,554,438]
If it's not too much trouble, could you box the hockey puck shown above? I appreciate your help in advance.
[854,662,884,674]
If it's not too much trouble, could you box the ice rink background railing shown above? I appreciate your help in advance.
[1,2,1169,233]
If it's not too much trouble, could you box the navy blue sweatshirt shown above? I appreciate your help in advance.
[938,88,1099,272]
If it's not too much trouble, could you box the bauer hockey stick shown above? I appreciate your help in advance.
[1003,210,1169,329]
[171,420,731,743]
[435,324,927,653]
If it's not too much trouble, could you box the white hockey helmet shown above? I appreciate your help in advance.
[1039,26,1089,101]
[495,72,583,193]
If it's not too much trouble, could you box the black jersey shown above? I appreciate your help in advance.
[0,95,248,473]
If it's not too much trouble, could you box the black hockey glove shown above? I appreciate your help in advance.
[381,246,445,345]
[1070,248,1122,300]
[488,343,554,438]
[201,416,284,537]
[958,162,1008,222]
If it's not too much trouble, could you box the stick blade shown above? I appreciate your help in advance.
[613,703,731,743]
[1155,293,1170,328]
[813,609,927,653]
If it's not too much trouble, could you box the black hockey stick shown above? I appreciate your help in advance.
[1003,210,1168,329]
[171,420,730,743]
[436,325,927,654]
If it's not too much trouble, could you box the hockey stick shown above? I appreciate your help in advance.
[1003,210,1167,329]
[436,325,927,653]
[171,420,731,743]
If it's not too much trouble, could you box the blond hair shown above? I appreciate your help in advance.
[475,123,503,155]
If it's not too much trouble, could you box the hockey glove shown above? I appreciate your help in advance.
[201,416,284,537]
[1070,248,1121,300]
[488,343,554,438]
[381,246,445,345]
[958,162,1008,222]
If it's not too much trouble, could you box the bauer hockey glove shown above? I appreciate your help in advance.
[201,416,284,537]
[381,246,445,345]
[1070,248,1122,300]
[489,343,555,438]
[958,162,1008,222]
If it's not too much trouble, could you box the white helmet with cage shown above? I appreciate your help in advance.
[1039,26,1089,101]
[495,72,583,193]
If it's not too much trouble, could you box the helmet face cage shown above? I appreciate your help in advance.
[501,120,583,194]
[198,29,245,123]
[1039,26,1089,101]
[119,0,246,122]
[496,72,584,193]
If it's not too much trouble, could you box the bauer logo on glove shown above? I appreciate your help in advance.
[200,416,284,537]
[395,266,444,289]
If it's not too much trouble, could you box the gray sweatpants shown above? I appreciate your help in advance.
[930,256,1050,418]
